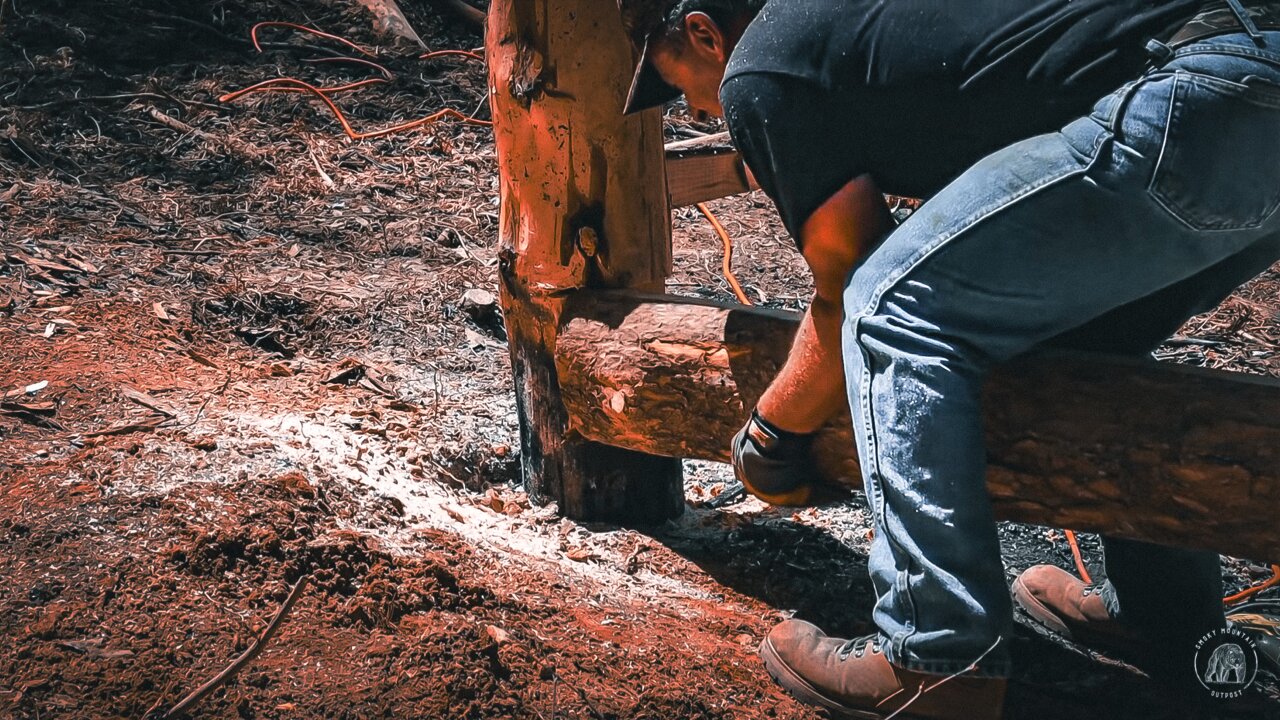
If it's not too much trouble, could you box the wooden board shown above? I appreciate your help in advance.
[665,132,756,207]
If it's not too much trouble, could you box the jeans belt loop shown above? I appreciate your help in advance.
[1225,0,1268,43]
[1146,38,1176,63]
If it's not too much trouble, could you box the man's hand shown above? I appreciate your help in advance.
[731,410,821,506]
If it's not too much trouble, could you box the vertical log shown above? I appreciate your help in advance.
[486,0,683,523]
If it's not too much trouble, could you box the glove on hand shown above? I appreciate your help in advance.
[731,409,819,506]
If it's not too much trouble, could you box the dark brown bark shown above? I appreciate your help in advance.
[556,291,1280,561]
[486,1,683,524]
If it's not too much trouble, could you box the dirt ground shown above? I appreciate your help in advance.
[3,2,1280,719]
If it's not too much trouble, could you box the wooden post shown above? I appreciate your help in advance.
[486,0,684,523]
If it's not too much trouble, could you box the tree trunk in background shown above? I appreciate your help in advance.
[486,0,683,524]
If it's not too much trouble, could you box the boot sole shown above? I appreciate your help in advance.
[758,637,917,720]
[1011,576,1148,659]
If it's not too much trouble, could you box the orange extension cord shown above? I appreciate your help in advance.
[1064,530,1092,584]
[696,202,752,306]
[1063,531,1280,605]
[222,22,491,140]
[1225,564,1280,605]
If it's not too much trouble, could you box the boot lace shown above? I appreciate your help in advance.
[836,633,883,661]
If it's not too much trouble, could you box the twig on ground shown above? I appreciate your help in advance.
[17,93,222,112]
[158,575,309,720]
[144,107,270,168]
[177,371,232,432]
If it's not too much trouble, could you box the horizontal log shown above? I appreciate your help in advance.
[555,291,1280,562]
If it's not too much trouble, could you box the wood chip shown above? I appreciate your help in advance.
[565,547,596,562]
[153,302,171,322]
[608,390,626,414]
[122,386,176,418]
[485,625,510,645]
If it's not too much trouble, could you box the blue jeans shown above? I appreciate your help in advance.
[842,32,1280,677]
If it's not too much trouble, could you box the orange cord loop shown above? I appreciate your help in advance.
[695,203,751,306]
[1063,530,1278,606]
[1225,564,1280,606]
[302,56,394,80]
[223,25,491,140]
[250,21,377,58]
[419,49,486,62]
[1064,529,1092,585]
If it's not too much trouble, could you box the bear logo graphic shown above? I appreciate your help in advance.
[1204,642,1247,685]
[1195,627,1259,699]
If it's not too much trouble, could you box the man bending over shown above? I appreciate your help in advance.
[620,0,1280,716]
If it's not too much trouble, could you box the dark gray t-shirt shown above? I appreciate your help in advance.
[720,0,1200,240]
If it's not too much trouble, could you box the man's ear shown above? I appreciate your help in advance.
[681,11,728,62]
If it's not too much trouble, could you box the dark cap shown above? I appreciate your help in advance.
[618,0,683,114]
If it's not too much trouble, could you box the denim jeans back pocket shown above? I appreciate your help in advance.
[1148,72,1280,231]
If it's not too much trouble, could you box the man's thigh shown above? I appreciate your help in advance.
[844,69,1280,362]
[1045,232,1280,356]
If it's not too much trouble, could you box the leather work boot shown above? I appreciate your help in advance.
[760,620,1006,719]
[1011,564,1142,654]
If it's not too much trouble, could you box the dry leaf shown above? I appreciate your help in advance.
[153,302,171,322]
[609,390,626,413]
[42,323,55,338]
[483,488,504,513]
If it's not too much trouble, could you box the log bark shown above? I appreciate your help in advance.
[486,1,683,523]
[556,291,1280,562]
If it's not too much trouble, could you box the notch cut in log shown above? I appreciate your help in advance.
[486,0,683,524]
[555,291,1280,562]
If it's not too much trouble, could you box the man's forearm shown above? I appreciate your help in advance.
[752,174,893,435]
[756,294,848,434]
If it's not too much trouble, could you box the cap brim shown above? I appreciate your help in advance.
[623,37,682,114]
